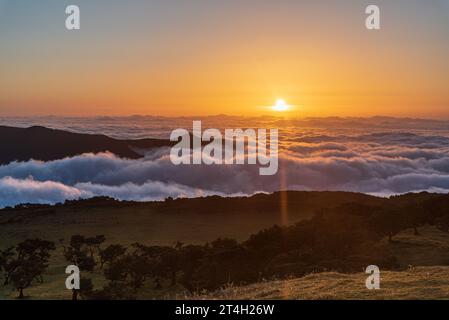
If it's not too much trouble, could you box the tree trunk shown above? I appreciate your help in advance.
[72,289,78,301]
[154,278,162,290]
[414,226,420,236]
[18,289,24,299]
[388,233,393,242]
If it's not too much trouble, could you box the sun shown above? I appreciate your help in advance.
[272,99,290,112]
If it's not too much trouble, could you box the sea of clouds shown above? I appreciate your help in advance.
[1,116,449,207]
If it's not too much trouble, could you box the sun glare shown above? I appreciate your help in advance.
[272,99,290,112]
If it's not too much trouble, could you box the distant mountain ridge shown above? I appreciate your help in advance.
[0,126,171,164]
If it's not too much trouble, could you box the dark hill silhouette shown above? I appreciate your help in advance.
[0,191,386,217]
[0,190,438,243]
[0,126,171,164]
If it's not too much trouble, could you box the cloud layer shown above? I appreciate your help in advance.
[1,117,449,207]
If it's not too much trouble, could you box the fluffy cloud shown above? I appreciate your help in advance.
[1,117,449,207]
[0,176,90,207]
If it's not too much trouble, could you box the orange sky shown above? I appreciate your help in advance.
[0,1,448,117]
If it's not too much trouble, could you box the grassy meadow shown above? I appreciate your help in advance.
[1,192,449,300]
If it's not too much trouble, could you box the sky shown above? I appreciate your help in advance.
[0,0,448,117]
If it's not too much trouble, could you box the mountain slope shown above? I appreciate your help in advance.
[0,126,171,164]
[0,191,387,246]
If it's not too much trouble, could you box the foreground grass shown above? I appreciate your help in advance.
[4,265,449,300]
[195,266,449,300]
[2,226,449,300]
[194,226,449,300]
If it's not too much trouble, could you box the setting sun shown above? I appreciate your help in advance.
[272,99,290,112]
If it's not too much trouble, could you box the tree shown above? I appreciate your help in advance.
[103,255,131,284]
[62,235,98,300]
[78,278,94,299]
[99,244,126,268]
[402,204,426,235]
[10,257,40,299]
[85,235,106,260]
[178,245,207,293]
[16,239,55,283]
[0,247,15,285]
[1,239,55,299]
[369,208,404,242]
[100,252,149,299]
[159,247,180,286]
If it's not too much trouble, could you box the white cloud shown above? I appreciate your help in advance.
[1,117,449,207]
[0,176,90,207]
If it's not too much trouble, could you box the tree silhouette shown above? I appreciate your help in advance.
[85,235,106,260]
[1,239,55,299]
[61,235,97,300]
[99,244,126,268]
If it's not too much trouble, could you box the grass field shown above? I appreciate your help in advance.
[193,225,449,300]
[1,192,448,300]
[197,266,449,300]
[2,225,449,300]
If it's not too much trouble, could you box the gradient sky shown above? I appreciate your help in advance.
[0,0,448,117]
